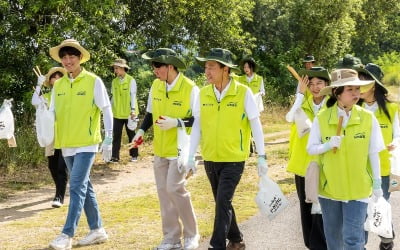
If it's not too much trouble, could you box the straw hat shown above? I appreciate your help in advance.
[111,58,130,69]
[319,69,374,96]
[44,67,67,87]
[49,39,90,63]
[142,48,186,69]
[195,48,239,70]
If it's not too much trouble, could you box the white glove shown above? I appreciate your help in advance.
[326,136,342,150]
[372,178,383,202]
[127,116,138,131]
[185,155,197,176]
[156,116,178,130]
[37,75,46,87]
[257,156,268,176]
[100,136,113,162]
[129,129,144,148]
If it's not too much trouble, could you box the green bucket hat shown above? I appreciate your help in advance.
[336,54,363,69]
[356,63,388,94]
[141,48,186,69]
[303,55,315,63]
[240,56,257,72]
[298,66,331,82]
[195,48,239,70]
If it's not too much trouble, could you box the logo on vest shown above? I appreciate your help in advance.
[153,97,162,102]
[202,103,213,107]
[380,124,388,129]
[57,92,66,96]
[354,132,366,139]
[76,91,86,96]
[172,101,182,106]
[226,102,238,107]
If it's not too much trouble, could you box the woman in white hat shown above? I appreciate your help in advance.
[32,67,68,208]
[48,39,112,250]
[307,68,385,250]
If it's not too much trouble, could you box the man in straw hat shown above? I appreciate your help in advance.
[109,58,140,163]
[32,67,68,209]
[129,48,200,250]
[188,48,268,250]
[307,68,385,250]
[48,39,112,249]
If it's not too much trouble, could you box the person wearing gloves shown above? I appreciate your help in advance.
[48,39,112,250]
[285,67,330,250]
[32,67,68,208]
[357,63,398,250]
[307,68,385,250]
[188,48,267,250]
[109,58,139,163]
[130,48,199,250]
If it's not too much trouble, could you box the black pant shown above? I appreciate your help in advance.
[205,161,244,250]
[112,117,138,160]
[295,175,327,250]
[48,149,68,203]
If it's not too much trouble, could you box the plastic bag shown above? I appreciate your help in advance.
[389,147,400,192]
[35,101,54,147]
[127,117,138,131]
[364,197,393,238]
[177,119,190,173]
[294,108,312,138]
[255,175,289,220]
[305,161,319,203]
[254,92,264,112]
[0,99,15,140]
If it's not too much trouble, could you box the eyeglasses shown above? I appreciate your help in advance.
[152,62,167,68]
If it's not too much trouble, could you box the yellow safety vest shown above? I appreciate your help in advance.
[287,95,327,176]
[53,69,102,148]
[151,74,194,157]
[200,80,251,162]
[238,73,263,94]
[318,104,373,200]
[111,74,139,119]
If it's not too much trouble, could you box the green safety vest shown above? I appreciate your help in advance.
[363,102,399,176]
[151,74,194,157]
[318,104,373,200]
[53,69,102,148]
[287,95,327,176]
[43,92,51,105]
[200,80,251,162]
[238,73,263,94]
[111,74,139,119]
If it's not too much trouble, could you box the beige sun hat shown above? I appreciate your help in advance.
[44,67,67,87]
[111,58,131,69]
[49,39,90,63]
[319,69,374,96]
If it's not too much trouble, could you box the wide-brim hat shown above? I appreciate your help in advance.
[298,66,331,82]
[240,56,257,71]
[141,48,186,69]
[354,63,388,94]
[44,67,67,87]
[111,58,130,69]
[319,69,374,96]
[195,48,239,71]
[336,54,363,69]
[49,39,90,64]
[303,55,315,63]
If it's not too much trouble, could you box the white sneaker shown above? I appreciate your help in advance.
[49,233,72,250]
[184,234,200,249]
[154,242,182,250]
[78,227,108,246]
[52,198,63,208]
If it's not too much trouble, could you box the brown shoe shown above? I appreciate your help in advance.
[226,241,245,250]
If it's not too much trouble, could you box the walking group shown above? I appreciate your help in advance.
[24,37,398,250]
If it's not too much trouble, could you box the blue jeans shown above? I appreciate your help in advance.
[319,197,367,250]
[62,152,102,237]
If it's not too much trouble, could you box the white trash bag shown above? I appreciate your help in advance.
[177,119,190,173]
[0,99,15,140]
[389,147,400,192]
[254,92,264,112]
[127,117,138,131]
[364,197,393,238]
[35,101,54,147]
[255,175,289,220]
[294,108,312,138]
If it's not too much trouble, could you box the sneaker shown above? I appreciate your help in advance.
[380,241,394,250]
[131,156,138,162]
[226,240,246,250]
[49,233,72,250]
[154,242,182,250]
[184,234,200,249]
[108,158,119,163]
[52,197,63,208]
[78,227,108,246]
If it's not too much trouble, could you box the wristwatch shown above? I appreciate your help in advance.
[258,155,267,159]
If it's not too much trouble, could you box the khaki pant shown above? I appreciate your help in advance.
[154,156,198,243]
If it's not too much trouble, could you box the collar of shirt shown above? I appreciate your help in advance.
[213,79,232,102]
[246,73,254,82]
[166,73,180,92]
[312,99,325,115]
[364,102,378,112]
[337,106,351,128]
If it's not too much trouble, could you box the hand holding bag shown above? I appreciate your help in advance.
[177,119,190,174]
